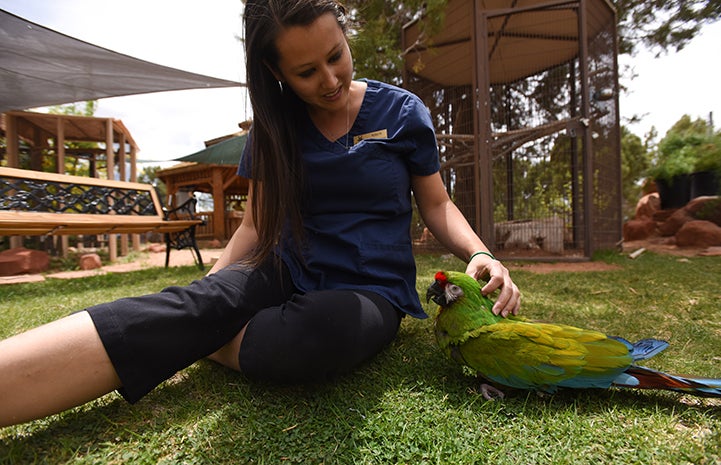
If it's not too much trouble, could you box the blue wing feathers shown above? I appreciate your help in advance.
[608,337,669,361]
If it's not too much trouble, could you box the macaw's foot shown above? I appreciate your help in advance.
[481,383,505,400]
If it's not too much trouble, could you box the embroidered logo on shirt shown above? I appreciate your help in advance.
[353,129,388,145]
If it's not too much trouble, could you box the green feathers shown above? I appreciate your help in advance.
[428,270,721,398]
[427,270,632,393]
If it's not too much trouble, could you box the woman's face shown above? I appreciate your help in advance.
[271,12,353,115]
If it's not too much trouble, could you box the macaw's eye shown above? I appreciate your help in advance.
[447,284,463,300]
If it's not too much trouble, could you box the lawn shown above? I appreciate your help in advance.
[1,252,720,464]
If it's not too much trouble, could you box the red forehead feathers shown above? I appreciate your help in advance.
[434,271,448,285]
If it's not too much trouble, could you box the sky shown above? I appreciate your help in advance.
[1,0,720,166]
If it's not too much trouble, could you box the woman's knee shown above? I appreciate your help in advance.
[238,290,400,383]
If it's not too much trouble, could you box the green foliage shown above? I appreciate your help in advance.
[47,101,98,117]
[621,126,654,218]
[647,115,721,181]
[138,165,168,199]
[1,255,720,464]
[345,0,448,83]
[614,0,721,55]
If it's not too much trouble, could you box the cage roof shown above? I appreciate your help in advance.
[403,0,614,86]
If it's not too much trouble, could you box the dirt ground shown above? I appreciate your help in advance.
[2,238,720,285]
[0,247,225,285]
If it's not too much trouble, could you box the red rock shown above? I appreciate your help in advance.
[623,218,657,241]
[686,196,721,226]
[635,193,660,220]
[676,220,721,247]
[146,243,166,253]
[652,209,677,223]
[79,253,102,270]
[658,208,693,237]
[0,247,50,276]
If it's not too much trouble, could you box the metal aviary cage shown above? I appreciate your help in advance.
[403,0,621,259]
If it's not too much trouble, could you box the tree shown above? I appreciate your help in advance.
[138,165,167,200]
[620,126,654,218]
[649,115,721,180]
[615,0,721,55]
[344,0,448,83]
[344,1,721,82]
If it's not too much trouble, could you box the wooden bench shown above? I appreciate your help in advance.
[0,167,205,269]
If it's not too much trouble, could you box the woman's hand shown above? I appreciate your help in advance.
[465,255,520,318]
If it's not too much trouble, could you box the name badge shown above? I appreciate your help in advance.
[353,129,388,145]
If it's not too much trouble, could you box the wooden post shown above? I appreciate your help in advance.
[5,114,19,168]
[212,168,225,241]
[57,116,69,256]
[130,143,138,182]
[56,117,66,174]
[106,119,117,262]
[130,143,141,251]
[7,114,22,249]
[118,132,129,257]
[5,113,23,249]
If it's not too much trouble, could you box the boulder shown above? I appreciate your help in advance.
[207,239,223,248]
[634,193,660,220]
[146,243,166,253]
[79,253,103,270]
[686,196,721,226]
[658,208,693,237]
[0,247,50,276]
[675,220,721,248]
[623,218,657,241]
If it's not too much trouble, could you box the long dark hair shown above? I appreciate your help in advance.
[242,0,348,265]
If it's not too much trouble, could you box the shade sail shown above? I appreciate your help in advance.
[174,133,247,165]
[0,9,243,113]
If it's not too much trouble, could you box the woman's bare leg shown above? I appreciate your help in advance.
[0,311,121,427]
[206,324,248,371]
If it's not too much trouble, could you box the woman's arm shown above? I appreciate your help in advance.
[412,173,520,316]
[207,184,260,274]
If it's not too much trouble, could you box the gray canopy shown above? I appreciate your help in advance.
[0,9,243,113]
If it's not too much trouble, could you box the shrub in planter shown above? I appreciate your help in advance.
[647,118,721,208]
[648,145,695,209]
[690,135,721,198]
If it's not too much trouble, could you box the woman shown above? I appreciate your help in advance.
[0,0,520,427]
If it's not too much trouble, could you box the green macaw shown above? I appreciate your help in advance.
[427,270,721,400]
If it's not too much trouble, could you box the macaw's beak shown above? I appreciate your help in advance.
[426,280,447,306]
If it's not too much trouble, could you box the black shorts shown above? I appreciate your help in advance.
[86,257,402,403]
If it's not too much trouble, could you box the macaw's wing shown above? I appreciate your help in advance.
[453,320,633,393]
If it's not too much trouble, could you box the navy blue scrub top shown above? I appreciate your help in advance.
[238,79,440,318]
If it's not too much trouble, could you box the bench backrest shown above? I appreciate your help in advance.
[0,167,164,217]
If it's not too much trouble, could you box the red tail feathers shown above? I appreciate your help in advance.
[615,366,721,397]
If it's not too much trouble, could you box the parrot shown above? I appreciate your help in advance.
[426,270,721,400]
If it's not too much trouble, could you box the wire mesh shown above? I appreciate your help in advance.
[405,0,620,259]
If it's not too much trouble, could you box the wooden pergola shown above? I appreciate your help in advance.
[158,162,249,242]
[2,111,139,177]
[1,110,141,257]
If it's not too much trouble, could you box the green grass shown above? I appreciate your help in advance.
[1,253,720,464]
